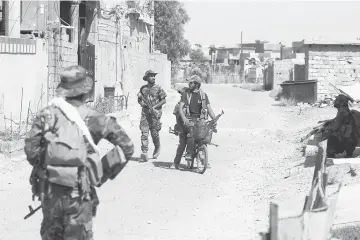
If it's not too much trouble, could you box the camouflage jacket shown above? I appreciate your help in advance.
[24,99,135,175]
[137,84,167,112]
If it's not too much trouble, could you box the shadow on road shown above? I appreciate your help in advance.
[152,161,189,171]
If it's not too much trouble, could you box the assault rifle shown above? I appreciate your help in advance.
[24,205,42,220]
[139,95,160,120]
[300,119,333,142]
[208,110,224,133]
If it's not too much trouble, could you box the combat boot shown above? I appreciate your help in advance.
[153,145,161,159]
[141,152,148,162]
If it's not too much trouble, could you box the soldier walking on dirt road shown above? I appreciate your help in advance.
[137,70,167,161]
[24,65,134,240]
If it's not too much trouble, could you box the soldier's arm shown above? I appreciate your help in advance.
[178,93,188,122]
[322,110,348,138]
[137,92,146,108]
[24,116,43,166]
[205,94,216,119]
[153,87,167,108]
[24,108,54,166]
[88,115,134,160]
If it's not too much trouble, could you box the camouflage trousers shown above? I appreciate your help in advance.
[139,109,162,153]
[40,185,93,240]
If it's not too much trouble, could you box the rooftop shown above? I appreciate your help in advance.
[293,38,360,46]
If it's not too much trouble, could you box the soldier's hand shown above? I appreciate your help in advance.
[92,205,97,217]
[183,118,190,126]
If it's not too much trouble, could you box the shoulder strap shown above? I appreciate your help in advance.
[199,90,207,109]
[139,85,147,97]
[187,92,192,105]
[49,98,99,154]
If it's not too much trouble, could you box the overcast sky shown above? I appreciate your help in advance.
[182,1,360,47]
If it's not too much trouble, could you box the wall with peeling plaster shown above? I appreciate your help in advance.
[305,45,360,100]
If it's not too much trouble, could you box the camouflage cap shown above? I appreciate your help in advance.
[143,70,158,81]
[186,75,202,84]
[56,65,94,97]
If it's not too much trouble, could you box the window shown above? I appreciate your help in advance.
[60,1,72,42]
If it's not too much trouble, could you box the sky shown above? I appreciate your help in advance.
[182,1,360,47]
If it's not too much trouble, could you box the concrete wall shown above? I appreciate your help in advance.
[94,1,170,98]
[20,1,47,32]
[0,38,48,129]
[123,51,171,92]
[273,58,305,90]
[306,45,360,100]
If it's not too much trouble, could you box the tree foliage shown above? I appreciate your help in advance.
[188,63,211,84]
[189,49,205,63]
[154,1,191,64]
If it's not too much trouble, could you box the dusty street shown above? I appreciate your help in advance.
[0,85,318,240]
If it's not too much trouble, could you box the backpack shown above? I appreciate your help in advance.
[43,98,103,188]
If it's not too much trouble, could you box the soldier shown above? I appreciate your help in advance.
[173,75,217,169]
[173,86,189,133]
[322,94,358,157]
[24,65,134,240]
[137,70,167,161]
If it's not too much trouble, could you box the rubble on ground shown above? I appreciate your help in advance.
[294,97,360,108]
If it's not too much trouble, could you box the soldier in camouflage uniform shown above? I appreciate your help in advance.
[24,65,134,240]
[137,70,167,161]
[322,94,359,157]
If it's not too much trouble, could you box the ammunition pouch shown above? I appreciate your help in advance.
[100,146,129,186]
[46,165,79,188]
[86,153,103,187]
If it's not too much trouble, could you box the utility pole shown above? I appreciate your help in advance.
[240,31,243,83]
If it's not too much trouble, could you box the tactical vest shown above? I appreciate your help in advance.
[43,98,103,193]
[184,90,208,120]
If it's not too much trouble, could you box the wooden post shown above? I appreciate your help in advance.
[10,112,13,140]
[270,203,278,240]
[25,101,31,135]
[3,114,6,140]
[19,87,23,135]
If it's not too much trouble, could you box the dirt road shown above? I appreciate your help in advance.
[0,85,310,240]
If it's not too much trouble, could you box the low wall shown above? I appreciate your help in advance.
[0,38,48,130]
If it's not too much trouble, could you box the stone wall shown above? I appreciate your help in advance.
[306,45,360,100]
[48,32,78,100]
